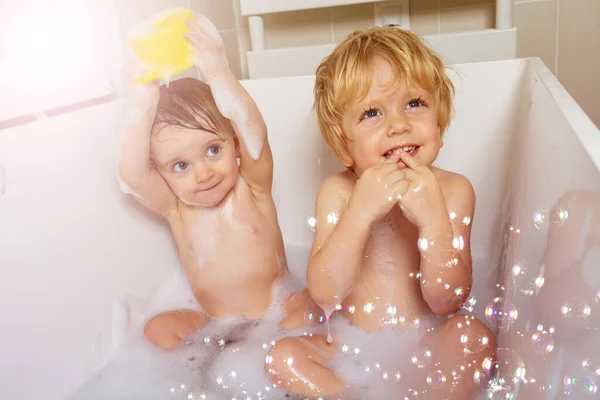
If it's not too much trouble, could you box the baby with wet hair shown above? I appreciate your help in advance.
[266,27,496,399]
[119,14,321,397]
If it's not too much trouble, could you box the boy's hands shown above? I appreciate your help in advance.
[349,150,409,224]
[185,14,230,81]
[396,151,447,229]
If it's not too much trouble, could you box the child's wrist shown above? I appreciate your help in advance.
[346,199,374,231]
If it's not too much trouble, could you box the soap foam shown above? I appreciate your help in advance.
[70,252,311,400]
[324,312,441,399]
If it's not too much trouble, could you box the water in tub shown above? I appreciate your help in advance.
[70,241,498,400]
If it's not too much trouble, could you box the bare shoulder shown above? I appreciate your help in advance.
[433,167,475,205]
[316,170,355,212]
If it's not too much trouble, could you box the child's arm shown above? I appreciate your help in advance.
[307,151,406,310]
[117,76,178,219]
[397,152,473,316]
[185,16,272,197]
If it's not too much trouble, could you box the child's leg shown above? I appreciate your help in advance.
[265,334,348,397]
[143,309,208,350]
[409,314,496,399]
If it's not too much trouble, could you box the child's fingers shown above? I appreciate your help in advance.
[185,16,200,32]
[385,149,403,164]
[397,167,420,182]
[398,150,419,169]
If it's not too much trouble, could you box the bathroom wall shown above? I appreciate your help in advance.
[116,0,598,127]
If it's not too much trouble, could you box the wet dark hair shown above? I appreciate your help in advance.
[152,77,226,137]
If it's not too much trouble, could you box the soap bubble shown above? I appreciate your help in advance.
[426,370,447,389]
[485,377,516,399]
[410,348,433,369]
[563,374,598,396]
[404,388,419,399]
[485,297,518,331]
[561,297,592,321]
[462,296,477,313]
[533,208,547,229]
[511,264,525,277]
[553,207,569,225]
[462,330,492,355]
[306,216,317,231]
[531,330,554,354]
[483,348,525,382]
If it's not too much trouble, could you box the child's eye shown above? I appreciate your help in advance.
[172,161,189,173]
[361,108,380,121]
[207,145,220,157]
[407,97,425,109]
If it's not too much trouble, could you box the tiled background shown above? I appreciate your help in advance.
[115,0,599,126]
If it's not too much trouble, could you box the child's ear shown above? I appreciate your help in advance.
[339,150,354,168]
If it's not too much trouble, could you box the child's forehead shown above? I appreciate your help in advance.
[344,57,428,106]
[151,125,227,154]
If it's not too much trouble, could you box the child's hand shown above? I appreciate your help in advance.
[280,288,326,330]
[185,14,229,81]
[396,151,447,228]
[350,150,409,224]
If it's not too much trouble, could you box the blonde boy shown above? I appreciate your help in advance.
[265,27,496,399]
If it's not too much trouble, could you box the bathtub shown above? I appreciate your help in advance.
[0,57,598,399]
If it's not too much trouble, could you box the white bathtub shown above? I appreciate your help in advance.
[0,57,598,399]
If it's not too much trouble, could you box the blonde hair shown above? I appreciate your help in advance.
[314,26,455,162]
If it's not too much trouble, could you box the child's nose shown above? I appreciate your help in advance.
[387,113,411,136]
[194,164,214,183]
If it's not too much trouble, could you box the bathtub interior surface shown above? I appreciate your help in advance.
[0,57,598,399]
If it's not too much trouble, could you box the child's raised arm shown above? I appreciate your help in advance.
[185,15,273,197]
[117,71,178,219]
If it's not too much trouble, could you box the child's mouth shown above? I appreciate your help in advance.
[384,145,419,158]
